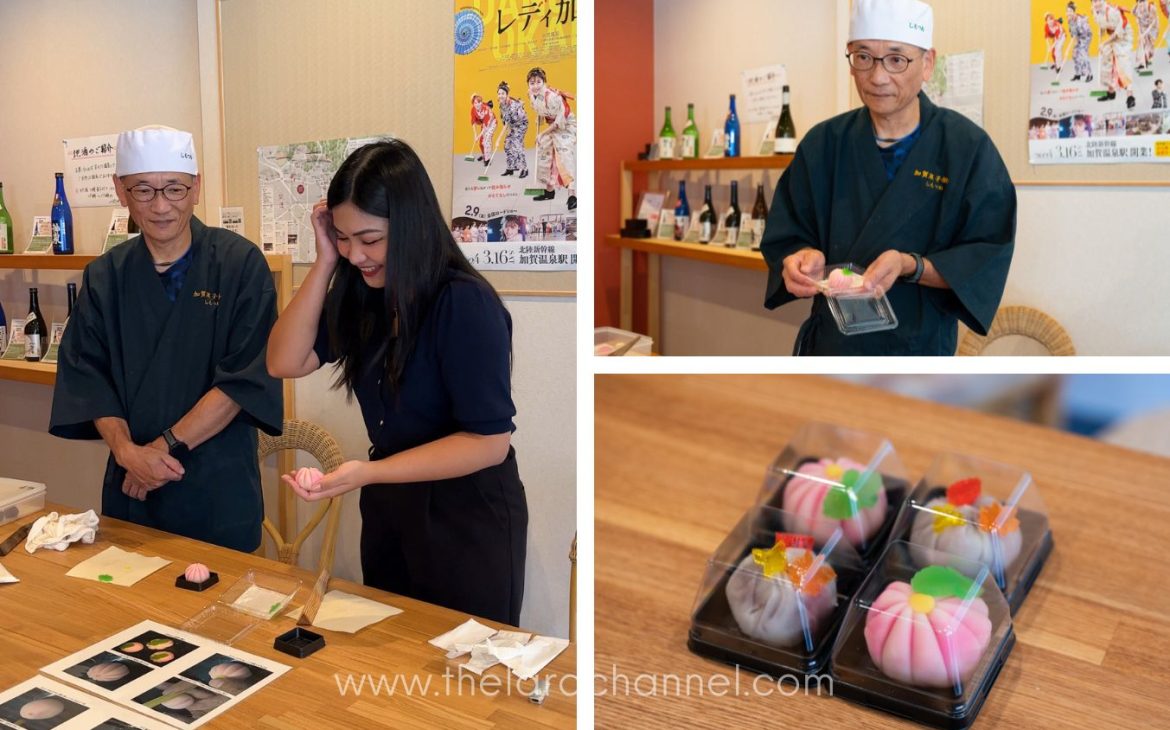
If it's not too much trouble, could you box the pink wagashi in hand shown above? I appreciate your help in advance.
[293,466,325,490]
[184,563,211,583]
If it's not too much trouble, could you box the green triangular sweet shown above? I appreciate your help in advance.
[911,565,983,599]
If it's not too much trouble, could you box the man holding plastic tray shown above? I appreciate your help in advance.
[761,0,1016,356]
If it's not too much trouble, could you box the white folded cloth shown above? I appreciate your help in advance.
[24,510,100,553]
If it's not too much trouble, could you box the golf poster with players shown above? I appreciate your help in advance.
[450,1,578,271]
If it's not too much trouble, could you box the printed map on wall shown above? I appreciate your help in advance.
[1028,0,1170,164]
[451,1,578,271]
[257,135,389,263]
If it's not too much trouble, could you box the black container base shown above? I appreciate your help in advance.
[174,572,219,592]
[274,627,326,659]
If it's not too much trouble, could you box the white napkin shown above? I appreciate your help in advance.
[429,619,498,658]
[500,636,571,680]
[24,510,99,553]
[0,562,17,584]
[460,631,532,676]
[286,589,403,632]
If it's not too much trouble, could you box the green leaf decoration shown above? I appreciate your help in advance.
[269,602,282,615]
[911,566,983,599]
[822,486,857,519]
[823,468,882,518]
[98,574,113,583]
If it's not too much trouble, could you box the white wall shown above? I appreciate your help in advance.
[651,0,1170,355]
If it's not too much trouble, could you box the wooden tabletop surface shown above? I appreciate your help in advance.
[0,505,575,729]
[595,375,1170,729]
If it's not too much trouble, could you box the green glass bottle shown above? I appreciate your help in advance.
[681,103,700,159]
[0,183,13,254]
[657,106,677,160]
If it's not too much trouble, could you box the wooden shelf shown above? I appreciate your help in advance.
[622,155,793,173]
[0,360,56,385]
[0,253,291,274]
[604,234,768,272]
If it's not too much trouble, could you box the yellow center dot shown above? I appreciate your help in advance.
[909,592,936,614]
[825,463,845,480]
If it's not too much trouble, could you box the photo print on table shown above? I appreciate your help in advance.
[179,654,273,697]
[0,687,88,729]
[62,651,154,691]
[112,630,199,666]
[131,680,229,725]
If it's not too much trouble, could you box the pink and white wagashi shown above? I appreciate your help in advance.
[725,535,838,648]
[781,457,888,548]
[910,478,1022,577]
[864,567,993,689]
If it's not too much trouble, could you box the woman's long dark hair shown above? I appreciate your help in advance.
[323,139,505,397]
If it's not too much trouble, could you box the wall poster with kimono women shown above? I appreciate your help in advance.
[1028,0,1170,164]
[451,1,577,270]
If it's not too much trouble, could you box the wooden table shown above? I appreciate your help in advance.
[595,375,1170,728]
[0,505,575,728]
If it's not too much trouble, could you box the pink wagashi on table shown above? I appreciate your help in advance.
[864,566,992,689]
[781,457,888,548]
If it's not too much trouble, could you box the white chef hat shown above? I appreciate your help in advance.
[849,0,934,50]
[115,125,198,176]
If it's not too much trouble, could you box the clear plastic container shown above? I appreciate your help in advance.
[0,477,47,527]
[888,452,1053,614]
[829,540,1015,729]
[594,326,653,356]
[756,422,910,564]
[182,570,302,645]
[815,262,899,336]
[688,505,866,676]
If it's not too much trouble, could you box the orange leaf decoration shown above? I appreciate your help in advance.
[978,502,1020,535]
[786,551,837,597]
[947,477,982,506]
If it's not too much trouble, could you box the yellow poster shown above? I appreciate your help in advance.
[1028,0,1170,164]
[451,1,578,270]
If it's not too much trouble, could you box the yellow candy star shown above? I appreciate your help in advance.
[932,504,967,533]
[751,543,788,579]
[824,462,845,480]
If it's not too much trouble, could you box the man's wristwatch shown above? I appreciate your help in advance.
[901,252,925,284]
[162,428,190,462]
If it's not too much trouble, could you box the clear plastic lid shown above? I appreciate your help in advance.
[182,570,302,645]
[890,452,1052,613]
[815,262,899,336]
[689,505,865,675]
[830,540,1014,723]
[756,422,910,559]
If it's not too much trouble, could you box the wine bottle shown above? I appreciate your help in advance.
[24,288,47,361]
[681,103,700,159]
[0,298,7,350]
[751,184,769,249]
[724,94,741,157]
[66,282,78,319]
[0,182,13,254]
[725,181,742,248]
[51,173,74,255]
[774,85,797,154]
[699,185,716,244]
[658,106,677,160]
[673,181,690,241]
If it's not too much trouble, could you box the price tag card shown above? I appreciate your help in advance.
[759,119,779,156]
[41,322,67,364]
[703,130,725,159]
[24,217,53,254]
[682,212,703,243]
[0,319,27,360]
[656,210,676,239]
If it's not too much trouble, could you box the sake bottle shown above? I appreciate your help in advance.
[751,184,769,249]
[0,298,7,350]
[0,182,13,254]
[658,106,677,160]
[774,85,797,154]
[698,185,716,244]
[724,94,741,157]
[725,181,742,247]
[51,173,74,255]
[673,180,690,241]
[24,288,47,361]
[681,103,700,159]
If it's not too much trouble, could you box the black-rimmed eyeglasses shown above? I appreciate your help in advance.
[125,183,193,203]
[846,51,918,74]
